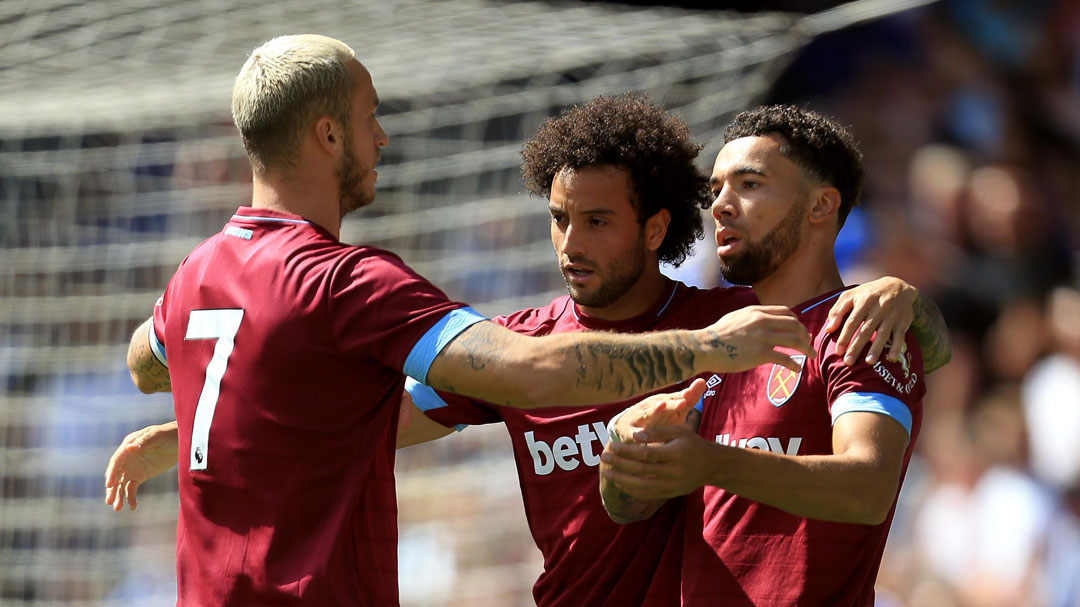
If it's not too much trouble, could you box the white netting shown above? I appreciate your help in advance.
[0,0,931,604]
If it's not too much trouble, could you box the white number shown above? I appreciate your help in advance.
[185,308,244,471]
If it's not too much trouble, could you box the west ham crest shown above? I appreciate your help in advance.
[766,355,806,407]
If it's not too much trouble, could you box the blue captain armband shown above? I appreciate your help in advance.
[831,392,912,438]
[404,377,467,432]
[402,307,487,385]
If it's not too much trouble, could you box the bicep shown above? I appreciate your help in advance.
[831,410,909,486]
[424,321,541,405]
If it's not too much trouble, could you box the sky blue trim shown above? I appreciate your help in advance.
[694,394,705,413]
[405,377,448,411]
[231,215,310,224]
[800,291,844,315]
[831,391,912,437]
[655,282,679,317]
[148,318,167,367]
[402,307,487,385]
[404,377,467,433]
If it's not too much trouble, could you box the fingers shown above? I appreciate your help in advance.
[127,481,140,511]
[823,294,853,335]
[887,315,911,361]
[834,303,869,358]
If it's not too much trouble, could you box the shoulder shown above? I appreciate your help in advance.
[494,296,575,335]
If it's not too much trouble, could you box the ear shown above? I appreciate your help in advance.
[807,186,842,228]
[313,116,341,156]
[644,208,671,253]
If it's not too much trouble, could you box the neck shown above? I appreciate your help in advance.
[251,172,342,240]
[751,231,843,307]
[579,264,671,322]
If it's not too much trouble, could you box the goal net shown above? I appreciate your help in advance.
[0,0,930,604]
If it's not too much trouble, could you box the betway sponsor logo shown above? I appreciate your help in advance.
[714,433,802,455]
[525,422,607,476]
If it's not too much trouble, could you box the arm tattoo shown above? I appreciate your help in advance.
[910,293,952,373]
[130,339,171,392]
[601,481,665,524]
[575,332,706,399]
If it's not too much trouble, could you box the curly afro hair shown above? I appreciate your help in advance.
[521,94,710,267]
[724,105,865,230]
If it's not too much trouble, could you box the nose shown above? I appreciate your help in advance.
[711,187,736,222]
[557,220,586,259]
[374,117,389,148]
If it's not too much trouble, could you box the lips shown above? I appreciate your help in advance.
[562,262,595,283]
[715,228,743,256]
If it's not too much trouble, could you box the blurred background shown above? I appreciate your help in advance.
[1,0,1078,605]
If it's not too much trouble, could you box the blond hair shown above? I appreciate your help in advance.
[231,34,356,175]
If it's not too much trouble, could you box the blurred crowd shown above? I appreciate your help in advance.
[756,1,1080,605]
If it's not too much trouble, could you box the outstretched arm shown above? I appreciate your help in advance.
[127,317,171,393]
[824,277,951,373]
[427,305,814,408]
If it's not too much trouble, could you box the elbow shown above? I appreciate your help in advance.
[842,489,896,525]
[129,370,158,394]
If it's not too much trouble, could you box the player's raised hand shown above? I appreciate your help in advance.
[105,422,179,511]
[701,305,814,373]
[823,277,917,366]
[610,378,706,443]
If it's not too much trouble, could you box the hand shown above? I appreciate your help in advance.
[104,422,179,511]
[824,277,917,366]
[601,424,714,500]
[703,305,815,373]
[611,378,706,443]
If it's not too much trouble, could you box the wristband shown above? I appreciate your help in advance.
[607,409,629,444]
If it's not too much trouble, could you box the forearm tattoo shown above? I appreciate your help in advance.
[601,479,664,524]
[910,293,952,373]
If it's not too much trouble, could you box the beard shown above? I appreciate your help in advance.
[337,133,375,218]
[718,197,805,286]
[561,232,647,308]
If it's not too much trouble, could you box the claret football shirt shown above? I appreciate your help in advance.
[150,207,484,606]
[681,287,924,607]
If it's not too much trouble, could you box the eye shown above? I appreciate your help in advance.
[550,212,566,225]
[589,217,607,227]
[742,180,759,190]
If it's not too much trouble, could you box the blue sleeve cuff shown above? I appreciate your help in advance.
[402,306,487,386]
[404,377,468,433]
[148,318,167,367]
[831,392,912,437]
[694,394,705,413]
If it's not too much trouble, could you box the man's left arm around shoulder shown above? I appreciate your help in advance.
[824,276,952,373]
[601,403,910,525]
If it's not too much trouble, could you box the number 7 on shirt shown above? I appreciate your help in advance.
[185,308,244,471]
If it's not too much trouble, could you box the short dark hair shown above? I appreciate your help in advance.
[724,105,864,229]
[521,94,711,267]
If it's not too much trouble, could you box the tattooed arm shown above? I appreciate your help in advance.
[425,305,814,408]
[909,293,951,373]
[127,317,171,394]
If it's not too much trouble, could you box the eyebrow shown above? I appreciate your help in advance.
[548,205,616,215]
[710,166,767,185]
